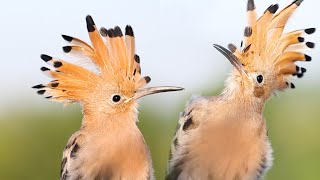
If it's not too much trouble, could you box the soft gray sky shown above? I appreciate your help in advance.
[1,0,320,114]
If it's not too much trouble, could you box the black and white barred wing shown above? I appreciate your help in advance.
[60,131,82,180]
[166,96,212,180]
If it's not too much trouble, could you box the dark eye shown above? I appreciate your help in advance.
[112,95,121,103]
[257,75,264,84]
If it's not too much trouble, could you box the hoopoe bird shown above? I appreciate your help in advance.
[33,15,183,180]
[166,0,315,179]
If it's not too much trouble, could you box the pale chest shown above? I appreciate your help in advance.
[180,117,272,180]
[65,128,153,180]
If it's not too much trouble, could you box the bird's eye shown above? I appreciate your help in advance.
[256,75,264,84]
[112,95,121,103]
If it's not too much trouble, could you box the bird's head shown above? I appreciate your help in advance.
[215,0,315,101]
[33,15,183,115]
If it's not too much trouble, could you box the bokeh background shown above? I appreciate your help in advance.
[1,0,320,179]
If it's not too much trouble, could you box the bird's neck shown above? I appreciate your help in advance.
[81,103,139,131]
[78,104,153,179]
[222,76,266,114]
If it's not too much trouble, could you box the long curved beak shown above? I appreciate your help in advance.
[213,44,247,76]
[133,86,184,100]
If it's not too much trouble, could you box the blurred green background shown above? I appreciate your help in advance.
[1,0,320,179]
[1,86,319,180]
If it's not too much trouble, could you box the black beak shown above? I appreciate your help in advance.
[213,44,246,75]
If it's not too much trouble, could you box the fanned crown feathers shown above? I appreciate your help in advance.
[33,15,151,103]
[226,0,315,90]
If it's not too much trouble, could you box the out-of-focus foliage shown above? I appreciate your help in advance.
[0,88,319,180]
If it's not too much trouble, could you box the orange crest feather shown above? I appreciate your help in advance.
[33,15,150,102]
[228,0,315,90]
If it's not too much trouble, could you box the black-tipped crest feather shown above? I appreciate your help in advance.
[100,27,108,37]
[244,27,253,37]
[54,61,63,68]
[37,90,46,95]
[32,84,45,89]
[293,0,303,6]
[145,76,151,83]
[114,26,123,37]
[223,0,314,91]
[306,42,315,48]
[267,4,279,14]
[62,35,73,42]
[228,44,237,53]
[247,0,255,11]
[305,54,312,61]
[134,55,140,63]
[63,46,72,53]
[107,28,115,37]
[125,25,134,36]
[41,67,50,71]
[86,15,95,32]
[305,28,316,34]
[41,54,52,62]
[35,15,182,103]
